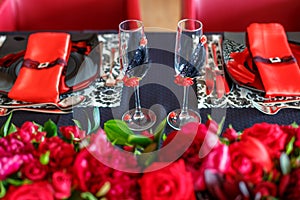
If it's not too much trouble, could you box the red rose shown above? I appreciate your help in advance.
[242,123,288,158]
[281,168,300,200]
[254,181,277,198]
[59,125,86,142]
[4,182,54,200]
[195,144,230,191]
[222,126,239,142]
[17,121,46,143]
[21,159,48,181]
[139,159,195,200]
[38,136,76,171]
[227,136,272,184]
[285,125,300,148]
[52,171,72,199]
[73,148,139,199]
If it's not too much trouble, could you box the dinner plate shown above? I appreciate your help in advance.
[0,33,100,95]
[223,39,300,96]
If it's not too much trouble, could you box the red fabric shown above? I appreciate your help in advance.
[247,23,300,97]
[182,0,300,32]
[8,32,72,103]
[0,0,141,31]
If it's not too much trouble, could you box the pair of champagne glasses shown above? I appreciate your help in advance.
[119,19,206,131]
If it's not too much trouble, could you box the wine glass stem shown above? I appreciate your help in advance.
[179,86,190,120]
[133,85,145,120]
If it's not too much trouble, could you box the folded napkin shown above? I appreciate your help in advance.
[8,32,72,103]
[246,23,300,97]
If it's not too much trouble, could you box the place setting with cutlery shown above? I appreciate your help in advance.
[195,23,300,116]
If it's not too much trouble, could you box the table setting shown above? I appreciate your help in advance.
[0,18,300,200]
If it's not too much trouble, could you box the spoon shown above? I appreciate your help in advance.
[0,107,72,117]
[251,100,300,115]
[0,95,85,111]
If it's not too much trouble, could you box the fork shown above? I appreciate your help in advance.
[251,100,300,115]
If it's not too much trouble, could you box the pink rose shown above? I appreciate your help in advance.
[21,159,48,181]
[139,159,196,200]
[0,135,34,180]
[52,171,72,199]
[242,123,288,158]
[59,125,86,142]
[4,182,54,200]
[227,136,272,184]
[38,136,76,171]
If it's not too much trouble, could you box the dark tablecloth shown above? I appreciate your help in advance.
[0,32,299,132]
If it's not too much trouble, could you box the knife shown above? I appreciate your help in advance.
[0,35,6,48]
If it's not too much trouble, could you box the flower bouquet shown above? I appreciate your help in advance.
[0,111,300,200]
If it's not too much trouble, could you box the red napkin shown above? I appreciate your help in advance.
[246,23,300,97]
[8,32,71,103]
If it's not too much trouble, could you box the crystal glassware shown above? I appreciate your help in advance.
[119,19,156,131]
[167,19,206,130]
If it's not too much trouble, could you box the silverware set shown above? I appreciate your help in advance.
[251,100,300,115]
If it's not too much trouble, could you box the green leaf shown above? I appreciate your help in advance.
[153,118,166,142]
[104,120,133,145]
[40,150,50,165]
[0,112,13,137]
[128,134,153,148]
[217,116,226,136]
[6,178,31,186]
[43,119,57,137]
[280,152,291,175]
[96,181,110,197]
[8,123,17,134]
[286,137,295,155]
[83,110,92,134]
[0,181,6,198]
[90,107,101,133]
[81,192,98,200]
[291,122,299,128]
[72,119,83,130]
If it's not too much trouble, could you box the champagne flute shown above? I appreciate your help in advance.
[167,19,206,130]
[119,19,156,131]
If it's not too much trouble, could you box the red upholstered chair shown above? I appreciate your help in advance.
[0,0,141,31]
[181,0,300,32]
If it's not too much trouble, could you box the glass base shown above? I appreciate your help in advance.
[122,108,157,131]
[167,109,201,130]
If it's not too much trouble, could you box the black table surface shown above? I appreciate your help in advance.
[0,31,299,133]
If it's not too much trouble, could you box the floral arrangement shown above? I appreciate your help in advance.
[0,111,300,200]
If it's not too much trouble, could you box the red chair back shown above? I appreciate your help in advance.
[0,0,141,31]
[182,0,300,32]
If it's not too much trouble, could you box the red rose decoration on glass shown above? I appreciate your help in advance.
[139,159,196,200]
